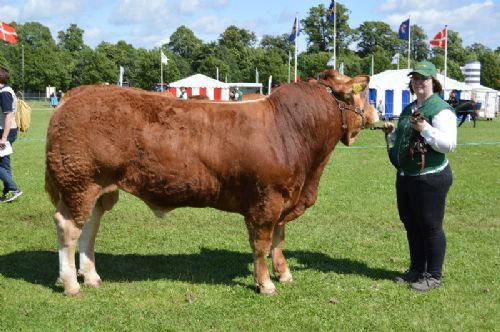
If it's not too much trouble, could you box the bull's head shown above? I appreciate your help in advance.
[318,70,379,145]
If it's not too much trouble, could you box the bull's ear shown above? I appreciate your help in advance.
[351,75,370,93]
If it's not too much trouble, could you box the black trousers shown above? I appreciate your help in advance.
[396,165,452,279]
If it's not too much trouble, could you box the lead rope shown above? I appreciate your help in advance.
[408,111,427,173]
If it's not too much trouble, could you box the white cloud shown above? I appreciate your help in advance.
[178,0,200,14]
[0,5,20,22]
[111,0,173,26]
[23,0,81,20]
[192,15,232,34]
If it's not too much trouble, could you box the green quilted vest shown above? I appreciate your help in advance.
[389,93,454,175]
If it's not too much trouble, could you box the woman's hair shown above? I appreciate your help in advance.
[409,77,442,94]
[0,66,10,84]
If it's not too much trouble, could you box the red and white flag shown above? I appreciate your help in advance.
[0,22,18,44]
[430,27,446,49]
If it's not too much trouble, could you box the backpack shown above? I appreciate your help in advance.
[15,99,32,134]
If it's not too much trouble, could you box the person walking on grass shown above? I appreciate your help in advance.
[0,65,22,203]
[382,61,456,291]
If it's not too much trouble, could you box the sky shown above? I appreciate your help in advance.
[1,0,499,52]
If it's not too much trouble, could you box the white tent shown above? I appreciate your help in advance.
[169,73,230,101]
[369,69,473,118]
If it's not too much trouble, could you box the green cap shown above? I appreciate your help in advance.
[408,60,437,78]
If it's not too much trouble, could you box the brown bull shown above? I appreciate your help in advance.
[45,70,378,296]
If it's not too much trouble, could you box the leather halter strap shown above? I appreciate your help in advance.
[317,81,365,129]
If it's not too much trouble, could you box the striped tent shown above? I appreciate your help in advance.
[169,74,230,101]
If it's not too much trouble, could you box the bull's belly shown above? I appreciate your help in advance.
[119,175,248,214]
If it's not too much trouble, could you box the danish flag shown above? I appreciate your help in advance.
[430,27,446,49]
[0,22,18,44]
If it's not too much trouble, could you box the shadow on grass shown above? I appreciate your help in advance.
[0,248,397,291]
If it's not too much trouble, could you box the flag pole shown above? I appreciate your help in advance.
[407,15,411,69]
[444,25,448,91]
[21,43,25,95]
[333,6,337,70]
[288,51,291,83]
[160,51,163,92]
[294,14,298,83]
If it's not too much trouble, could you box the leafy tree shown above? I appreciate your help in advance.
[479,51,499,88]
[301,3,352,54]
[73,46,117,86]
[57,24,85,53]
[18,22,55,49]
[218,26,256,50]
[198,56,230,80]
[299,51,330,79]
[260,34,292,54]
[354,21,397,57]
[336,51,363,76]
[465,43,491,62]
[167,25,202,59]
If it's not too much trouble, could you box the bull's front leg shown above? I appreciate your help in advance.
[272,224,293,283]
[54,202,82,296]
[245,218,277,296]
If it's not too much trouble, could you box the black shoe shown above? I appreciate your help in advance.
[410,272,442,292]
[0,190,23,203]
[393,269,420,283]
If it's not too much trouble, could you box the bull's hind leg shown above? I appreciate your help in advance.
[54,201,83,296]
[271,224,293,283]
[79,191,119,288]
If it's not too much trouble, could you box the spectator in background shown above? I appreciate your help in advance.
[179,87,188,100]
[377,100,385,119]
[50,92,59,108]
[0,65,23,203]
[234,86,243,101]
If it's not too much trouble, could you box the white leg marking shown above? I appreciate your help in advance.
[79,206,103,288]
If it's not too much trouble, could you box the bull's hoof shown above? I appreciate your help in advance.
[84,278,102,288]
[279,274,294,283]
[64,287,81,297]
[83,272,102,288]
[275,269,293,283]
[256,285,278,296]
[55,277,63,286]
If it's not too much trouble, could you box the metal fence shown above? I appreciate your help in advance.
[18,91,48,102]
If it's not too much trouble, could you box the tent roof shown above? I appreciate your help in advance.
[472,84,498,94]
[369,69,472,91]
[169,73,230,88]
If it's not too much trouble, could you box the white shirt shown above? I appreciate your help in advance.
[387,107,457,154]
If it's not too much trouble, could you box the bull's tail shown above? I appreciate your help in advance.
[45,168,60,207]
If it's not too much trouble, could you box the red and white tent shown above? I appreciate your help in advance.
[169,74,230,101]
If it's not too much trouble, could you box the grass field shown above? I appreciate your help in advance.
[0,104,499,331]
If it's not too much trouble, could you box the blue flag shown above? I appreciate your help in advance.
[328,1,336,24]
[289,16,300,42]
[398,19,410,39]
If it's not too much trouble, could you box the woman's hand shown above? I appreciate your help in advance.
[382,121,395,135]
[410,116,428,132]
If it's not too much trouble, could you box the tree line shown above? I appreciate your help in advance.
[0,3,498,93]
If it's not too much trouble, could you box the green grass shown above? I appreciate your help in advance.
[1,105,498,331]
